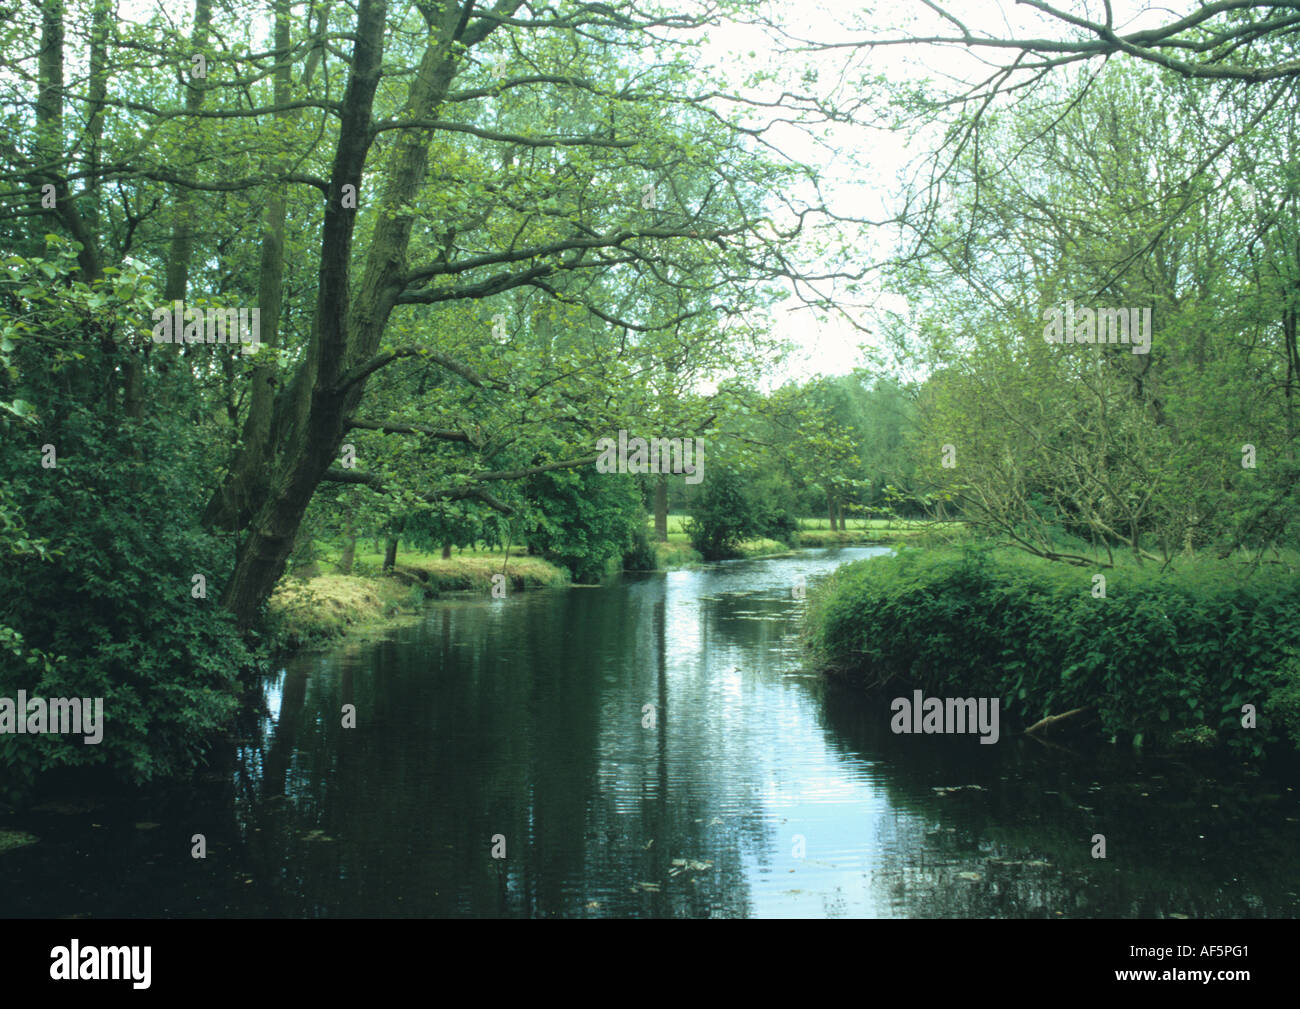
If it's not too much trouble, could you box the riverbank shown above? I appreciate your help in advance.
[267,552,568,648]
[271,517,946,649]
[651,515,944,567]
[805,545,1300,760]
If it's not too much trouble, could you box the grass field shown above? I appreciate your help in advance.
[647,514,947,561]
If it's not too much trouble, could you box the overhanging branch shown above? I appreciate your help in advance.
[334,347,489,392]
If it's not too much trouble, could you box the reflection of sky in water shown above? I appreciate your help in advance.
[650,548,912,916]
[9,548,1296,918]
[264,669,284,726]
[231,546,1300,918]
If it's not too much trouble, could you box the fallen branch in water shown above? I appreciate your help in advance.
[1024,732,1084,757]
[1024,706,1093,736]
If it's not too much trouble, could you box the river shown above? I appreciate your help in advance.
[4,546,1298,917]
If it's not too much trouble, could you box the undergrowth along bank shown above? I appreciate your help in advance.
[805,546,1300,758]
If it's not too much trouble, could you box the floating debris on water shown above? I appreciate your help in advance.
[0,830,39,854]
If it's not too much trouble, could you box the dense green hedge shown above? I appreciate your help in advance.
[805,546,1300,757]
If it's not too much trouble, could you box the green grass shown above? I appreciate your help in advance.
[642,514,948,557]
[270,544,567,647]
[636,514,946,567]
[295,515,952,586]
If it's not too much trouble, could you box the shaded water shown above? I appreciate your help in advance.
[3,547,1299,917]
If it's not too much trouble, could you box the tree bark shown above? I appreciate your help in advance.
[654,474,669,541]
[383,537,398,572]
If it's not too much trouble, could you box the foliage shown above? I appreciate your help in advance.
[523,465,644,583]
[0,250,251,799]
[622,523,659,571]
[885,61,1300,566]
[685,466,761,559]
[806,547,1300,758]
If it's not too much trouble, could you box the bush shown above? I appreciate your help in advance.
[686,467,761,559]
[524,464,644,583]
[805,547,1300,757]
[760,509,800,544]
[0,253,255,799]
[1265,652,1300,750]
[0,411,253,799]
[622,524,659,571]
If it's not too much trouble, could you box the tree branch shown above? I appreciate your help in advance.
[334,347,489,392]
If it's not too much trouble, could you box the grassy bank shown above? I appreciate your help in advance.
[648,514,945,567]
[268,515,949,648]
[268,549,567,648]
[805,545,1300,758]
[794,517,958,548]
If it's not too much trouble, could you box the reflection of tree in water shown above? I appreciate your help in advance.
[227,551,1300,917]
[550,578,759,918]
[236,579,763,917]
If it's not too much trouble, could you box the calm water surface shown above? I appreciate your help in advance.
[4,547,1299,917]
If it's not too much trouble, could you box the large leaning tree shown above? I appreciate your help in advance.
[1,0,839,627]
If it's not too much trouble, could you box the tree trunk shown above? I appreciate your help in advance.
[441,542,452,560]
[383,537,398,572]
[218,0,388,626]
[337,530,356,574]
[654,474,668,541]
[827,491,837,532]
[203,0,291,529]
[85,0,110,234]
[35,2,65,183]
[1024,707,1092,736]
[220,0,522,627]
[162,0,212,305]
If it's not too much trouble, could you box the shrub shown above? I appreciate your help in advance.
[805,547,1300,757]
[622,524,659,571]
[524,464,644,583]
[0,251,256,799]
[686,467,761,559]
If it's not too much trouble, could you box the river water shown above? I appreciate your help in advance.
[4,546,1299,917]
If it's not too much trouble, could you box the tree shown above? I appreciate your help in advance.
[1,0,830,630]
[881,56,1300,564]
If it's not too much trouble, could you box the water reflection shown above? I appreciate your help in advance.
[3,547,1297,918]
[229,546,1300,918]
